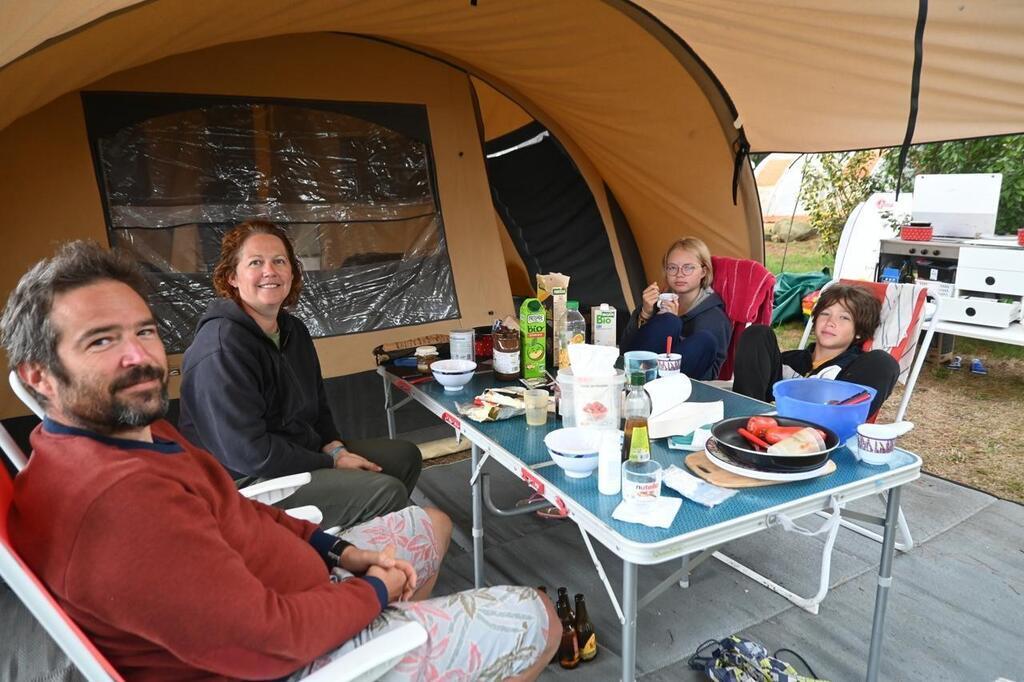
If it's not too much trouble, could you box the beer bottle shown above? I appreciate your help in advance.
[574,593,597,661]
[556,587,575,622]
[558,609,581,669]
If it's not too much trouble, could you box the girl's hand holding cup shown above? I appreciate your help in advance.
[657,292,679,316]
[640,283,661,318]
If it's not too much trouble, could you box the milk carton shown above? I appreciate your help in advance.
[591,303,617,347]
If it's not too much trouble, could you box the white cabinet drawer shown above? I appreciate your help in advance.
[958,246,1024,272]
[941,296,1022,328]
[955,266,1024,296]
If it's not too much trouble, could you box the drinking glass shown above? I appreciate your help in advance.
[621,460,662,509]
[524,389,549,426]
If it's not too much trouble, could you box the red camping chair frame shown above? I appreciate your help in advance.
[0,466,124,681]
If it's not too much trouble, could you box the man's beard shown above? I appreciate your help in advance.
[58,364,169,435]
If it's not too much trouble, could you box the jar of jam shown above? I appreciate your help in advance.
[414,346,439,373]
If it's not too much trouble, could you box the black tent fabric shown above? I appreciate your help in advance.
[486,124,635,315]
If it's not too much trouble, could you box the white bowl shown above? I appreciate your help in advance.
[430,359,477,392]
[544,427,611,479]
[549,451,600,478]
[544,427,602,458]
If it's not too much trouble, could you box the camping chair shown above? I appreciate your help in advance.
[5,370,325,524]
[798,280,940,547]
[0,464,425,682]
[704,279,939,613]
[709,256,776,381]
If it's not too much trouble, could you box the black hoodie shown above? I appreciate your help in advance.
[179,299,340,479]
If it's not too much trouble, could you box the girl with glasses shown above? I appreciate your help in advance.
[620,237,731,380]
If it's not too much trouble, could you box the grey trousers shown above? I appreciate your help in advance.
[247,438,423,532]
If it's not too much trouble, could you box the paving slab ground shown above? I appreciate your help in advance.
[419,459,1024,682]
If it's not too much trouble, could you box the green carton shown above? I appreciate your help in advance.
[520,298,546,380]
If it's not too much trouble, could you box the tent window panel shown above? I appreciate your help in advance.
[85,94,457,353]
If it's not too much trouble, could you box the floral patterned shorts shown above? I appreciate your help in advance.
[291,507,551,681]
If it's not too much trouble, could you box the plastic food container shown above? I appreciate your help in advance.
[572,370,626,429]
[449,329,475,362]
[773,378,876,442]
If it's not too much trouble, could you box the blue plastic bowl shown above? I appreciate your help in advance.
[772,378,876,442]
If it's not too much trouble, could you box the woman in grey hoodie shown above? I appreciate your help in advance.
[179,220,424,531]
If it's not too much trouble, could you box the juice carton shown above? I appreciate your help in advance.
[520,298,547,380]
[591,303,617,347]
[536,273,569,365]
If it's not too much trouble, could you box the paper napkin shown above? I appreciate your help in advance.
[611,496,682,528]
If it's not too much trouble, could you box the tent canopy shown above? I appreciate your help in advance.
[5,0,1024,152]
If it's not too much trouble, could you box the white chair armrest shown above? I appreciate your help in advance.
[239,472,312,504]
[300,621,427,682]
[0,423,29,472]
[284,505,323,525]
[9,370,45,419]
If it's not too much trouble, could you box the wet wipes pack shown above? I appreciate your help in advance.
[662,465,736,507]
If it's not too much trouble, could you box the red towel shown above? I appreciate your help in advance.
[710,256,776,380]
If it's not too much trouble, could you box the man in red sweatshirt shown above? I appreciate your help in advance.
[1,241,558,681]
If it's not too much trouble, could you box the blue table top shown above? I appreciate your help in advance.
[387,368,920,548]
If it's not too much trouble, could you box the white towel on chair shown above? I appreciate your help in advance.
[872,283,926,383]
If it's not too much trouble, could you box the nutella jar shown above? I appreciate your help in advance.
[414,346,439,373]
[492,327,521,381]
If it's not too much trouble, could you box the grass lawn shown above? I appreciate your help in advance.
[765,237,1024,503]
[763,238,831,276]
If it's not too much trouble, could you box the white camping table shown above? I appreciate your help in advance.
[380,367,920,681]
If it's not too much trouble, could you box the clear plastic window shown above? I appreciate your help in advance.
[85,94,458,352]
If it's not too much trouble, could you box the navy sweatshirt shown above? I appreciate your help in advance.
[179,299,340,479]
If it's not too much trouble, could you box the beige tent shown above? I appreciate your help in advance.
[3,0,1024,422]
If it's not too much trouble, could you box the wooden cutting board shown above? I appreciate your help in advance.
[684,450,836,488]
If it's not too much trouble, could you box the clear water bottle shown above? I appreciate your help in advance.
[559,300,587,368]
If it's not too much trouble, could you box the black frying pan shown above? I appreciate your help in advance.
[710,416,839,472]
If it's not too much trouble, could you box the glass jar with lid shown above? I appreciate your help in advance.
[414,346,439,373]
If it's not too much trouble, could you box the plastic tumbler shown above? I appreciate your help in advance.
[524,389,549,426]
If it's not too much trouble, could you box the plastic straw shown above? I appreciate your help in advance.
[665,336,672,355]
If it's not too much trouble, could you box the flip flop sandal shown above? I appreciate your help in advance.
[515,492,546,508]
[947,355,962,370]
[535,506,569,520]
[970,358,988,375]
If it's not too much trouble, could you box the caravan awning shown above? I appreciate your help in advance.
[4,0,1024,152]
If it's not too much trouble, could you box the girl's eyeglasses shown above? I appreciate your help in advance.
[665,263,699,276]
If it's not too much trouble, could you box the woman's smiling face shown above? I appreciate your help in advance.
[229,233,294,318]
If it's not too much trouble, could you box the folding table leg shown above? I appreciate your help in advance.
[470,442,485,588]
[621,560,638,682]
[866,486,902,682]
[383,375,396,439]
